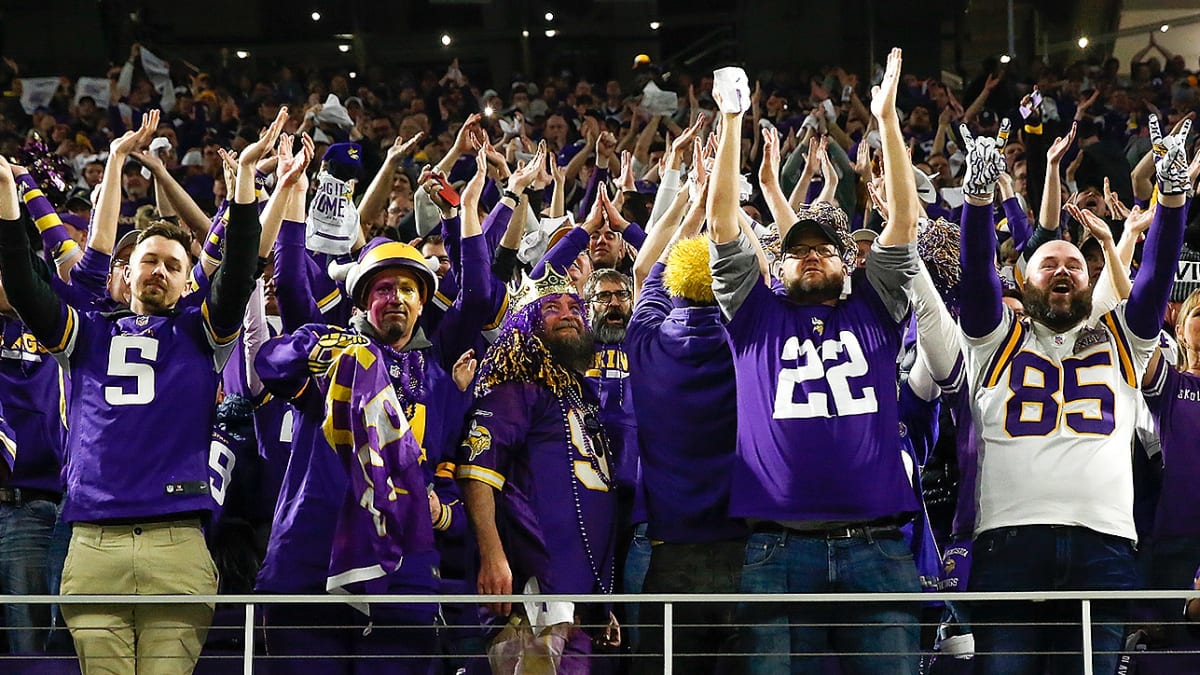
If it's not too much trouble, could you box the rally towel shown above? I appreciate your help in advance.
[311,333,434,613]
[305,170,360,254]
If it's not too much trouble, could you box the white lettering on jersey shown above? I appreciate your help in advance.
[773,331,878,419]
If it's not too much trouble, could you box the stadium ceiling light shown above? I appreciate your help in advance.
[441,34,452,46]
[349,71,357,79]
[338,44,351,53]
[545,12,554,21]
[522,30,530,37]
[1077,36,1089,48]
[311,11,321,21]
[544,29,557,37]
[1161,24,1170,32]
[235,50,250,59]
[649,21,661,30]
[999,54,1012,64]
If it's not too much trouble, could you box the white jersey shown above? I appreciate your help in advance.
[963,303,1156,541]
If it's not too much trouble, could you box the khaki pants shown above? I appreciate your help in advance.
[60,519,218,675]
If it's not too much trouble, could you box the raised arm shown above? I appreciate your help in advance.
[93,110,159,254]
[133,148,213,240]
[0,156,70,346]
[874,48,919,247]
[1126,116,1192,340]
[957,120,1007,338]
[759,127,797,233]
[634,183,691,289]
[357,132,423,229]
[1036,122,1077,238]
[706,96,742,245]
[11,164,81,279]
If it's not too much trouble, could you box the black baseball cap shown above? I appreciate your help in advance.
[782,218,845,254]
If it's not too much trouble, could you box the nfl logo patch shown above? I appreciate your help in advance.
[389,364,402,379]
[136,316,149,326]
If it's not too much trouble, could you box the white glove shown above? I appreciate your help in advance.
[1149,114,1192,196]
[959,124,1005,198]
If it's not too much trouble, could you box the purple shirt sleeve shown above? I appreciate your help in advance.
[17,174,78,266]
[68,247,112,300]
[254,325,322,400]
[532,227,589,279]
[431,233,492,371]
[629,263,672,332]
[959,201,1004,338]
[480,202,514,260]
[440,214,462,279]
[622,221,647,250]
[1002,197,1032,251]
[1126,200,1189,339]
[273,220,322,332]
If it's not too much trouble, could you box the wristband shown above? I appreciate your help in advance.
[501,189,521,202]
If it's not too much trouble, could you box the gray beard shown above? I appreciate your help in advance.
[592,321,627,345]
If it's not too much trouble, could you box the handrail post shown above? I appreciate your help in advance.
[663,601,673,675]
[1081,599,1093,675]
[244,602,255,675]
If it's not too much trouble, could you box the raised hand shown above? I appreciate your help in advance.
[614,151,636,192]
[960,124,1006,198]
[596,131,617,168]
[1123,203,1155,238]
[240,106,289,166]
[870,48,902,120]
[1046,122,1078,165]
[507,141,545,193]
[111,109,160,156]
[1150,113,1193,195]
[452,349,478,393]
[1065,203,1115,247]
[453,113,483,155]
[760,126,781,186]
[598,184,630,231]
[280,134,315,187]
[1103,177,1131,220]
[387,132,424,164]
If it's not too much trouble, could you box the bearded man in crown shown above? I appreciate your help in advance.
[457,266,621,672]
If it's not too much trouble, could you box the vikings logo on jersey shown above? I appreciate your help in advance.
[464,419,492,462]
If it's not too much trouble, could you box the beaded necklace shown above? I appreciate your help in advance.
[378,343,428,416]
[560,380,615,594]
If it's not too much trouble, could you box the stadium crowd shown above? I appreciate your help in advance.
[0,32,1199,675]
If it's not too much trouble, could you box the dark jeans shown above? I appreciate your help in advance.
[969,525,1136,675]
[0,499,56,654]
[634,538,745,675]
[736,528,922,675]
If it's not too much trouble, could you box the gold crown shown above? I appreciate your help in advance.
[512,267,577,311]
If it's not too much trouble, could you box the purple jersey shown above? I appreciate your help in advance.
[587,342,640,508]
[625,264,746,543]
[711,236,919,522]
[54,306,235,522]
[1143,362,1200,538]
[457,379,618,594]
[949,393,981,539]
[0,318,66,492]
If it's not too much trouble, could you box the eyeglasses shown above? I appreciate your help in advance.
[783,244,840,260]
[589,290,632,304]
[110,258,129,269]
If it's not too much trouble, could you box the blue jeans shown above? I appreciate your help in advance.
[737,528,922,675]
[969,525,1136,675]
[622,522,652,652]
[0,499,56,654]
[44,504,73,654]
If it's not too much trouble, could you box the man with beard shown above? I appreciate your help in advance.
[583,269,648,649]
[956,114,1192,675]
[458,266,620,672]
[0,109,268,673]
[710,51,923,673]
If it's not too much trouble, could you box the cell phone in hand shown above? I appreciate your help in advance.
[842,85,853,103]
[432,175,461,207]
[1031,89,1043,109]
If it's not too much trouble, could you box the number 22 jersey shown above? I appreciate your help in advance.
[964,304,1155,541]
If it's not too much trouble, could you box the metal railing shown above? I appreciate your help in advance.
[7,590,1200,674]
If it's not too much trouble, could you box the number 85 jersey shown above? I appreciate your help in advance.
[964,305,1155,541]
[51,306,236,523]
